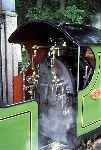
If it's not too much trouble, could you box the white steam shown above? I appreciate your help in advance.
[38,59,76,149]
[91,13,101,30]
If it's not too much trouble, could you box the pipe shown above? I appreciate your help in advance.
[77,46,80,92]
[4,14,8,104]
[0,23,3,102]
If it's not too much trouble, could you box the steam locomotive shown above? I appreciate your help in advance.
[1,20,101,150]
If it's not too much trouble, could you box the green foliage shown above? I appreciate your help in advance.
[26,4,92,24]
[63,5,89,24]
[16,0,95,25]
[26,7,52,20]
[15,0,28,24]
[26,7,65,23]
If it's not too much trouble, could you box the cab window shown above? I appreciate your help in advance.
[79,47,96,90]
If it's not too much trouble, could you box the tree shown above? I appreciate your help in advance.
[15,0,97,25]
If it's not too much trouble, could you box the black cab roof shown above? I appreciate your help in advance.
[8,20,101,46]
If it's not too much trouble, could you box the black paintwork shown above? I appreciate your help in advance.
[8,20,101,46]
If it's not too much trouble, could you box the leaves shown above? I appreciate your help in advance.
[26,7,64,23]
[16,0,95,25]
[63,5,88,24]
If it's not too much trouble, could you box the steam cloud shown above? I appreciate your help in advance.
[38,59,76,149]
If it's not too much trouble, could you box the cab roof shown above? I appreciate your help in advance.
[8,20,101,46]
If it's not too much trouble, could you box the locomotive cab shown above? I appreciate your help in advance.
[8,21,101,149]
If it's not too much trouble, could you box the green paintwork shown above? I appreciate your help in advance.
[77,46,101,136]
[0,101,38,150]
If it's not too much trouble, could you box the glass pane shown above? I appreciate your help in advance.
[13,45,28,103]
[79,47,96,90]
